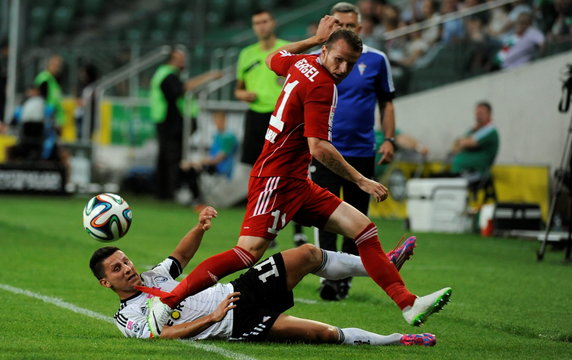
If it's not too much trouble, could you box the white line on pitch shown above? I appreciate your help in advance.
[0,283,257,360]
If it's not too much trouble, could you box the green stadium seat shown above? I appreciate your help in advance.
[81,0,104,15]
[52,7,73,33]
[155,11,176,32]
[29,6,50,33]
[148,29,169,43]
[208,0,228,21]
[258,0,278,10]
[178,11,193,30]
[125,28,145,42]
[232,0,254,21]
[58,0,78,14]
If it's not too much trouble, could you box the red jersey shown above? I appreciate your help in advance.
[251,51,337,180]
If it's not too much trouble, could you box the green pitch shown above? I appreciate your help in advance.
[0,194,571,360]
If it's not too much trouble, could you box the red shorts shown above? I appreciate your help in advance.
[239,176,342,240]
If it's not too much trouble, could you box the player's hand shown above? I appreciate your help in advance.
[315,15,342,43]
[211,292,240,322]
[377,142,395,165]
[358,177,389,202]
[198,206,217,231]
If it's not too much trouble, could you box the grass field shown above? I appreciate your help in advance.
[1,194,571,360]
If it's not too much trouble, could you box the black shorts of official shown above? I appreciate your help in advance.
[240,110,272,165]
[229,253,294,342]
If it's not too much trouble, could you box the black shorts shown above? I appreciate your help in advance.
[230,253,294,341]
[240,110,272,165]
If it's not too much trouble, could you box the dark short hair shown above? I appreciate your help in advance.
[325,29,363,53]
[476,101,492,113]
[330,2,362,23]
[89,246,121,280]
[251,8,273,18]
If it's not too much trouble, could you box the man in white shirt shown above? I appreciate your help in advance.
[89,206,433,346]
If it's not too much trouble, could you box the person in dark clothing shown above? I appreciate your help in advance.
[150,49,222,200]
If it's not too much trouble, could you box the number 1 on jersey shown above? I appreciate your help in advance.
[266,75,299,143]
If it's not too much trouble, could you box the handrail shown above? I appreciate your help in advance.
[383,0,518,40]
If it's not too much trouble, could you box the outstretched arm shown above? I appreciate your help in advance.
[169,206,218,269]
[308,137,388,202]
[160,292,239,339]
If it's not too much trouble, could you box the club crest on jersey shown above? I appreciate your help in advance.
[358,62,366,75]
[154,276,168,283]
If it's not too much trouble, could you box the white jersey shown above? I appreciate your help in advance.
[113,257,234,339]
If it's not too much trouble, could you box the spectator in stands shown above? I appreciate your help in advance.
[449,101,499,179]
[34,54,64,132]
[548,0,572,43]
[420,0,440,47]
[150,49,222,201]
[486,0,512,37]
[440,0,466,43]
[234,9,289,167]
[495,12,545,69]
[381,4,408,66]
[394,28,430,68]
[179,111,238,209]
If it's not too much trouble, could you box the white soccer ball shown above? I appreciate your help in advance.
[83,193,132,242]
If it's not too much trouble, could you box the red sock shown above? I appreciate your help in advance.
[160,246,255,308]
[355,223,417,309]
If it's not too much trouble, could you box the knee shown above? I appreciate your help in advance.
[315,326,340,344]
[299,243,322,267]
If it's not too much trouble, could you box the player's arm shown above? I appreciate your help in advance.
[308,137,388,202]
[377,100,396,164]
[160,292,239,339]
[265,15,340,68]
[185,70,224,92]
[169,206,218,269]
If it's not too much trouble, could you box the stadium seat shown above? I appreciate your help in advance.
[81,0,104,15]
[232,0,254,21]
[29,6,50,33]
[52,7,74,33]
[155,11,176,33]
[208,0,228,21]
[178,11,194,30]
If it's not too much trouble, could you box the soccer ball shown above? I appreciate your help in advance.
[83,193,132,242]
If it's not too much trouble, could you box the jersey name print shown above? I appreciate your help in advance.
[293,58,320,82]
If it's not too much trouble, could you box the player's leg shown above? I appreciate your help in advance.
[324,202,452,326]
[323,201,416,308]
[138,237,260,308]
[281,243,415,292]
[268,314,436,346]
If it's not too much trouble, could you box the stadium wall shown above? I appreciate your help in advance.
[394,50,572,174]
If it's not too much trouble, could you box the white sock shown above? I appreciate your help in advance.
[339,328,402,346]
[312,250,368,280]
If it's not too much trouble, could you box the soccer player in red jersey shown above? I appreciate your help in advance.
[139,15,451,329]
